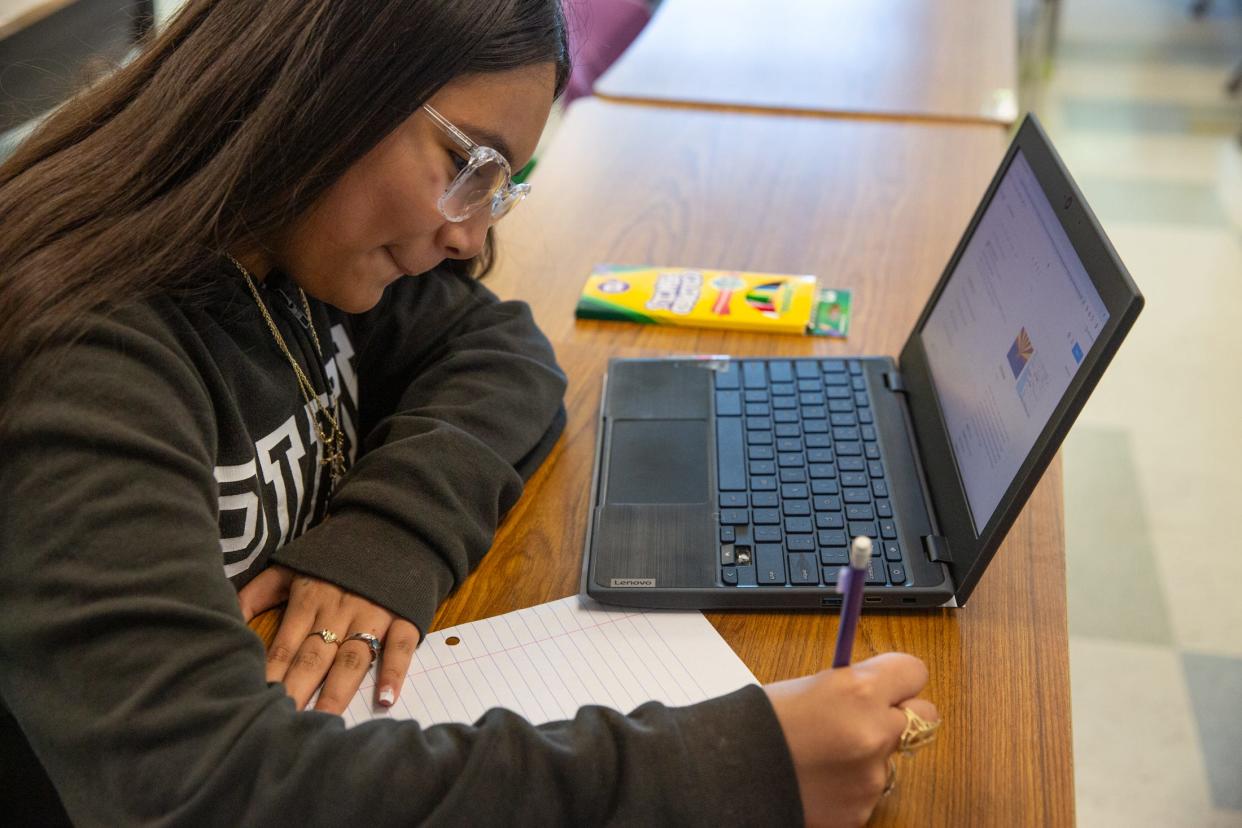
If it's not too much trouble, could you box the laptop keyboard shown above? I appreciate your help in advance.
[714,358,908,588]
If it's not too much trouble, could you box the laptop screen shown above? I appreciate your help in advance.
[921,149,1111,534]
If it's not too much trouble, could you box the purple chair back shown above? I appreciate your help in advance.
[563,0,652,104]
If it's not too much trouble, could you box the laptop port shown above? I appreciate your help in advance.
[901,597,917,604]
[864,596,882,604]
[820,597,842,607]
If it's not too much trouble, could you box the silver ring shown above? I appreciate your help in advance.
[344,632,382,664]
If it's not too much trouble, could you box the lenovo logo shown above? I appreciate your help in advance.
[610,578,656,588]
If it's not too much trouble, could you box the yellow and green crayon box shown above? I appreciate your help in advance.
[576,264,851,337]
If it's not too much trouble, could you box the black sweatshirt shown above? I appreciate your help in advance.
[0,262,802,826]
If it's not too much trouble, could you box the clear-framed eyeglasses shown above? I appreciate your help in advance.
[422,105,530,223]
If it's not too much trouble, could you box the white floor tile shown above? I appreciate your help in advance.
[1069,637,1239,827]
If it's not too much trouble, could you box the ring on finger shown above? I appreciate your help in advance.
[308,629,340,646]
[898,706,941,755]
[882,757,897,797]
[344,632,382,665]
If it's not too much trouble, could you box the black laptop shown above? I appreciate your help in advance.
[581,114,1144,610]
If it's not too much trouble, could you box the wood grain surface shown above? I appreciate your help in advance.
[253,100,1072,825]
[594,0,1018,126]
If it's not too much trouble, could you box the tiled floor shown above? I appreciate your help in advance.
[1033,0,1242,824]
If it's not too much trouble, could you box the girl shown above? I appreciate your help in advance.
[0,1,938,825]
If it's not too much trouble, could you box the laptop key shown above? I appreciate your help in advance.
[865,444,881,460]
[754,526,782,542]
[774,410,799,424]
[720,509,749,525]
[771,382,796,396]
[768,361,794,383]
[826,386,851,399]
[837,441,862,456]
[795,361,819,379]
[779,468,806,483]
[865,559,887,585]
[883,542,902,561]
[778,452,805,467]
[782,499,811,516]
[721,544,736,565]
[867,460,885,478]
[797,378,823,393]
[879,520,897,539]
[716,418,746,491]
[872,480,889,498]
[824,372,850,386]
[843,488,871,504]
[784,517,813,534]
[818,529,847,546]
[854,392,870,408]
[751,492,778,507]
[752,508,780,525]
[811,479,841,495]
[735,566,757,587]
[839,457,865,472]
[822,359,847,374]
[840,472,868,487]
[827,399,853,413]
[751,476,777,491]
[857,408,874,424]
[861,425,878,442]
[774,424,801,438]
[749,461,775,476]
[747,431,773,445]
[720,527,736,544]
[715,391,742,416]
[803,420,829,434]
[802,406,828,420]
[745,403,771,417]
[846,504,875,521]
[788,553,818,584]
[876,499,893,518]
[746,417,772,431]
[721,492,748,508]
[755,544,785,584]
[781,484,809,499]
[829,412,857,426]
[721,567,738,585]
[742,362,767,389]
[776,438,801,452]
[715,363,740,389]
[887,563,907,584]
[852,376,866,392]
[804,433,832,448]
[744,390,769,403]
[772,396,797,410]
[820,548,849,566]
[849,521,879,538]
[799,392,822,406]
[848,360,862,376]
[806,449,833,463]
[786,536,815,552]
[833,427,860,441]
[816,512,845,529]
[809,464,836,479]
[813,495,842,512]
[748,445,775,460]
[821,566,841,585]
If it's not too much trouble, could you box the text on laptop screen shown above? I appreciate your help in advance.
[922,150,1110,534]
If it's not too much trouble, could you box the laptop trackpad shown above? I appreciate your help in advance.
[605,419,708,504]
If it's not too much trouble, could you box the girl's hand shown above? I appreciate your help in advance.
[764,653,940,828]
[238,565,421,713]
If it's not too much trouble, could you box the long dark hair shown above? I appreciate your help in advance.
[0,0,569,405]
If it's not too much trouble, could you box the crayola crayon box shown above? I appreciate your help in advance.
[575,264,851,337]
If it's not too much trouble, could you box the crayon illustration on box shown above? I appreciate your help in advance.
[576,264,851,337]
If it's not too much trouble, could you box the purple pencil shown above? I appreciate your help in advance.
[832,536,872,668]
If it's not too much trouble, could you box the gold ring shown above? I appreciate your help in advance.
[882,757,897,797]
[308,629,340,646]
[898,706,941,755]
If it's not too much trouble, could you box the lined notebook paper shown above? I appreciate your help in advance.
[333,596,757,728]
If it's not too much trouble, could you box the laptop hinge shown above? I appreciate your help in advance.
[921,535,952,564]
[883,371,907,393]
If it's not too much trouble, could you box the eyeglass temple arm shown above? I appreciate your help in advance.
[422,105,477,153]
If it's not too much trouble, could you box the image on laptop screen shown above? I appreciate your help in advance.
[922,149,1111,534]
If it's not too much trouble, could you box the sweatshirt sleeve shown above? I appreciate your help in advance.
[0,308,804,826]
[270,270,567,634]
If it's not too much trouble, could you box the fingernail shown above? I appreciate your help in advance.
[378,687,395,706]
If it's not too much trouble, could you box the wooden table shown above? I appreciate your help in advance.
[255,100,1073,825]
[594,0,1019,126]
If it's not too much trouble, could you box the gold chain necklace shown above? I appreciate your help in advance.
[227,254,347,489]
